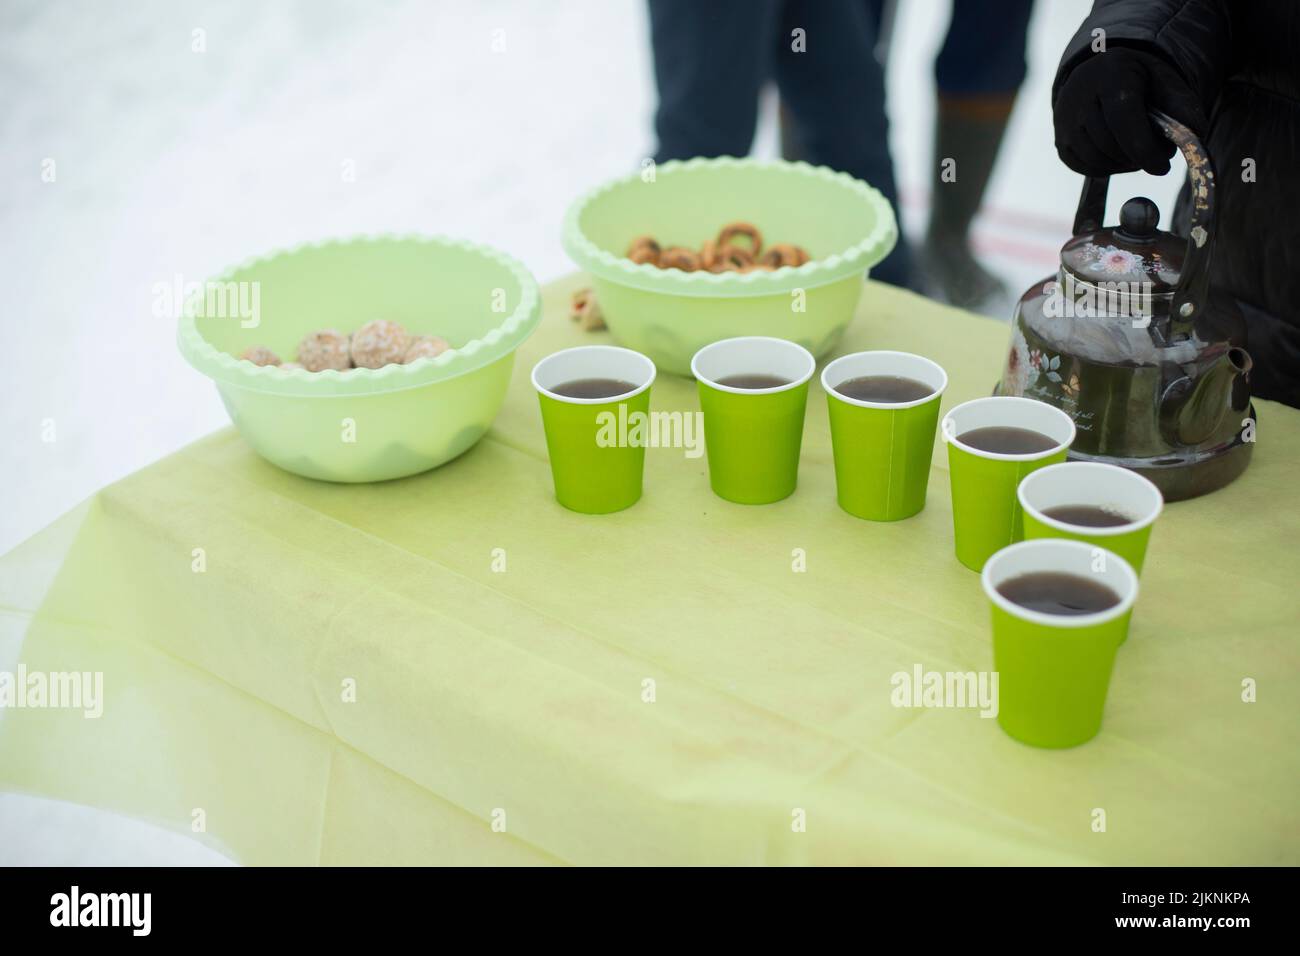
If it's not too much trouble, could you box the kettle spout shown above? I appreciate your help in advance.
[1161,347,1252,446]
[1229,345,1253,385]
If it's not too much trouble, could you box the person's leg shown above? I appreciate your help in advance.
[925,0,1034,313]
[648,0,779,162]
[779,0,889,162]
[771,0,911,288]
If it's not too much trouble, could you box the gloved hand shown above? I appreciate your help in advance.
[1053,47,1207,177]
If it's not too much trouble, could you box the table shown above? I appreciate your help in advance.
[2,277,1297,865]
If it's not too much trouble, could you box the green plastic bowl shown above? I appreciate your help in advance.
[562,157,897,375]
[177,235,540,482]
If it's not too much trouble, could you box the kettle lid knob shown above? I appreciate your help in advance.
[1117,197,1161,241]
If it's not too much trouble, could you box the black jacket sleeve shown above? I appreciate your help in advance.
[1053,0,1235,116]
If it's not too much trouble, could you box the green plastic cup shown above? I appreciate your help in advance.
[532,345,656,514]
[982,538,1139,748]
[822,350,948,521]
[1019,461,1164,574]
[942,396,1076,571]
[691,336,815,505]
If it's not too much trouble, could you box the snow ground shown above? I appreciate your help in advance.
[0,0,1184,864]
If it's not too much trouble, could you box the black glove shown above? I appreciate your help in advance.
[1053,47,1207,177]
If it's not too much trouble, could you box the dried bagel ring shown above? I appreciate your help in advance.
[570,287,607,331]
[700,239,720,271]
[716,221,763,256]
[626,235,661,265]
[759,243,810,269]
[658,246,702,272]
[710,244,754,272]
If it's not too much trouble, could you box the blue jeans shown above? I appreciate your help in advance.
[648,0,909,287]
[648,0,1034,289]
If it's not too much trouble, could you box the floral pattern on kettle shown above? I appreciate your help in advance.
[1077,243,1147,276]
[1001,327,1081,399]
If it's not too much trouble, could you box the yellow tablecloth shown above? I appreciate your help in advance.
[2,277,1298,865]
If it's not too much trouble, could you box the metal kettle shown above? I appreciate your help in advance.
[998,110,1254,501]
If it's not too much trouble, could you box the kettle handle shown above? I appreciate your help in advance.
[1071,109,1215,340]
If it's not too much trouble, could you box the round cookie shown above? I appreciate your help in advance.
[404,335,451,363]
[350,320,411,369]
[296,330,352,372]
[238,345,281,367]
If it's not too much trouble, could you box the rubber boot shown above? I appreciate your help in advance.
[923,94,1015,315]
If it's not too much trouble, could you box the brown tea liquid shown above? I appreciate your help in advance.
[996,572,1121,616]
[1042,504,1135,528]
[834,375,934,403]
[715,374,791,389]
[959,426,1059,454]
[551,377,638,399]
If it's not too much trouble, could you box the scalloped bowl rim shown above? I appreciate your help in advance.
[176,233,542,396]
[562,156,898,297]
